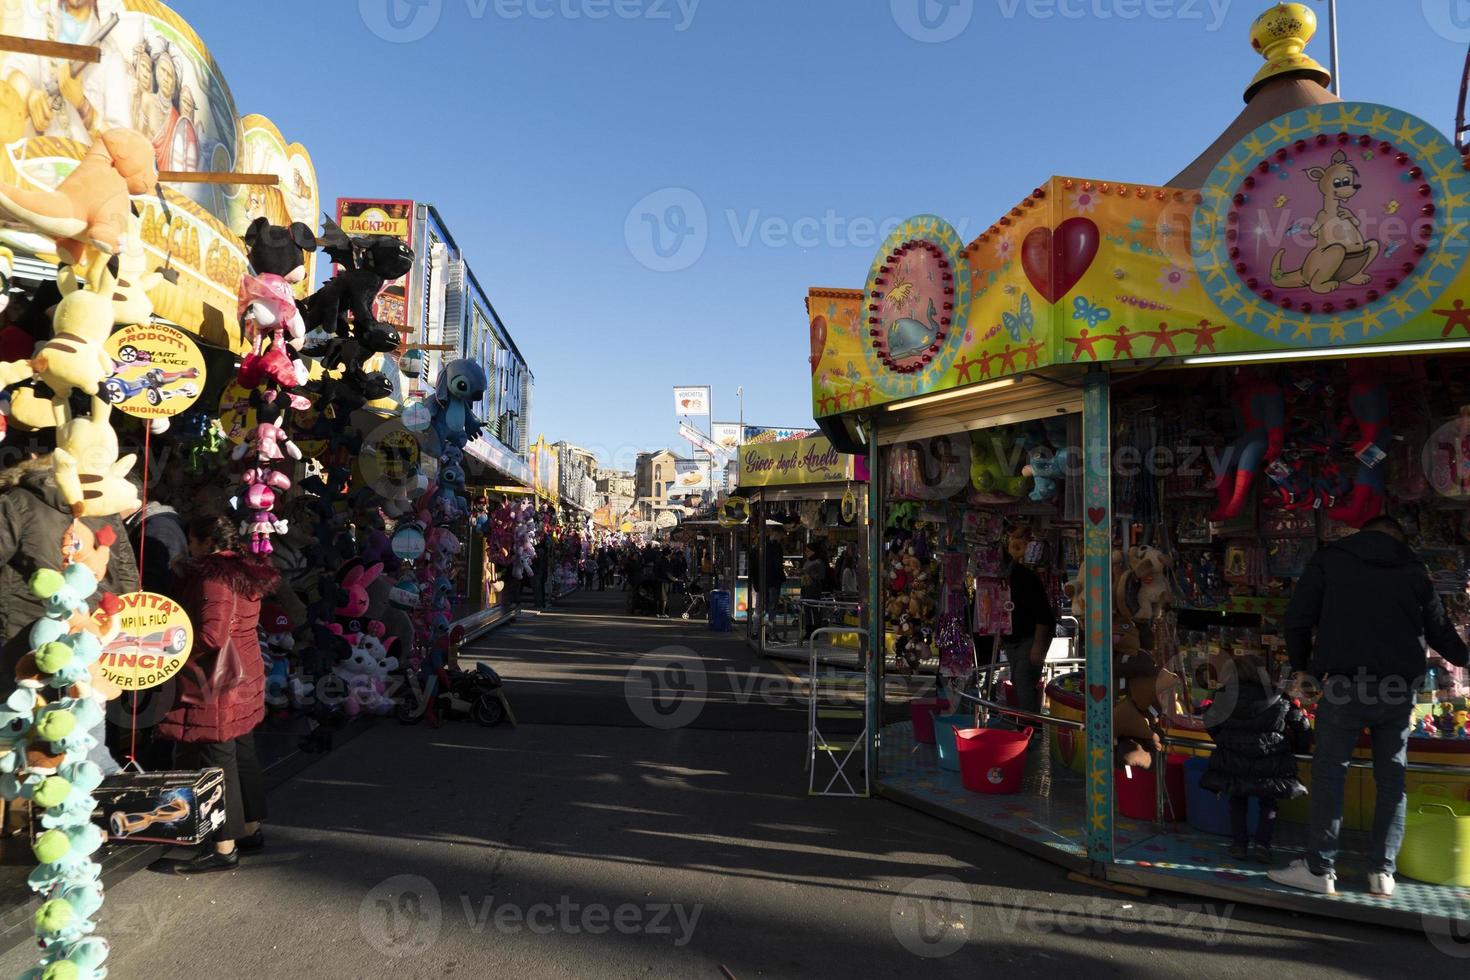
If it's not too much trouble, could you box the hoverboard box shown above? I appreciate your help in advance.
[94,768,226,846]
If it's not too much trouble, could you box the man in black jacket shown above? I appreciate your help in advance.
[1271,516,1468,899]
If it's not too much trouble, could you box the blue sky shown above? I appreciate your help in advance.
[177,0,1468,468]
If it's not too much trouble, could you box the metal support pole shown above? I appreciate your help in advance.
[1325,0,1339,96]
[1082,371,1115,868]
[865,417,883,780]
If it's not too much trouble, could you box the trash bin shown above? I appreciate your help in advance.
[708,590,732,632]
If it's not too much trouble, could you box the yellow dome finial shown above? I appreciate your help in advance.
[1245,3,1331,102]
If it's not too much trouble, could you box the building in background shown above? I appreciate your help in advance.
[337,198,534,485]
[555,442,599,515]
[634,449,684,522]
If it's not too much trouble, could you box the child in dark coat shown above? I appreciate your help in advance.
[1201,656,1312,863]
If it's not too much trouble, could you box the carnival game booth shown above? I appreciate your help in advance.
[806,5,1470,931]
[459,436,536,638]
[737,434,869,666]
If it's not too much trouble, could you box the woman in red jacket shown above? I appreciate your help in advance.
[159,513,280,874]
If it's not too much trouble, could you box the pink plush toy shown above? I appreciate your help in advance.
[241,466,291,491]
[333,562,384,641]
[240,484,287,556]
[231,402,301,465]
[239,273,306,356]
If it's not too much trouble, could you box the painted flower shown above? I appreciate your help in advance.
[1069,188,1098,214]
[994,236,1013,262]
[1157,265,1192,293]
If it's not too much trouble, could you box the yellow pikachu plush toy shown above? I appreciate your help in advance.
[0,257,117,429]
[54,402,138,519]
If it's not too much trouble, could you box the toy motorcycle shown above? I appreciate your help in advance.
[396,661,510,728]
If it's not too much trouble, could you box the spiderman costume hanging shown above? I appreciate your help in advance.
[1211,370,1286,521]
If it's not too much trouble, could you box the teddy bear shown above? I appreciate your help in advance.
[0,128,157,264]
[1114,545,1173,623]
[1113,666,1179,770]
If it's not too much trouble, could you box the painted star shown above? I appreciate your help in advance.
[1125,218,1144,235]
[1092,813,1107,831]
[1436,298,1470,337]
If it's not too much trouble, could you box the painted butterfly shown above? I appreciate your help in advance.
[1072,296,1112,329]
[1002,294,1034,341]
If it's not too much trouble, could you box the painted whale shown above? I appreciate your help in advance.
[886,298,939,360]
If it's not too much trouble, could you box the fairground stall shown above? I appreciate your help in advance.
[806,4,1470,931]
[735,434,869,665]
[0,2,532,969]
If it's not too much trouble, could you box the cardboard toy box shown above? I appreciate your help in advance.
[83,769,226,846]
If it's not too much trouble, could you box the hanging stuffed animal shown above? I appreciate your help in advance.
[969,430,1027,500]
[1211,369,1286,521]
[0,128,157,264]
[0,263,117,429]
[428,359,487,449]
[1020,418,1071,502]
[238,272,308,390]
[231,400,302,465]
[53,403,139,519]
[240,485,287,556]
[1327,360,1392,528]
[243,217,317,284]
[305,218,410,351]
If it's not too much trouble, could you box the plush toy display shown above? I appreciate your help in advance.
[2,520,116,977]
[0,128,157,264]
[304,218,409,377]
[231,401,302,465]
[1020,418,1071,502]
[1211,370,1286,521]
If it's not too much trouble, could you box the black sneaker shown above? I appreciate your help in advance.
[1251,843,1274,865]
[1227,843,1249,861]
[237,830,265,853]
[173,849,239,875]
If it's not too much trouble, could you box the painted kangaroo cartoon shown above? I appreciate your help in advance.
[1270,149,1380,295]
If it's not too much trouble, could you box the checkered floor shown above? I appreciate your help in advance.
[879,721,1470,925]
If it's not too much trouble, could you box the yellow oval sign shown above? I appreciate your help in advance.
[102,324,206,418]
[94,592,194,691]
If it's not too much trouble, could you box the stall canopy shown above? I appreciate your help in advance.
[810,7,1470,428]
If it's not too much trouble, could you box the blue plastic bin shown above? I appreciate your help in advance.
[934,713,972,772]
[1184,756,1257,837]
[708,590,732,632]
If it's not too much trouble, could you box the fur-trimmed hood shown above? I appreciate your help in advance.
[178,551,280,600]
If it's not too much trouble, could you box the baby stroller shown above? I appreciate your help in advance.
[629,576,660,616]
[679,577,708,621]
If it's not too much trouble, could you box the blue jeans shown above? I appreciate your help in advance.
[1308,695,1414,876]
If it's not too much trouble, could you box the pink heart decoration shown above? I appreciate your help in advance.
[1021,218,1100,304]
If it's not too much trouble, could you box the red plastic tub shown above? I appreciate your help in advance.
[909,697,949,744]
[955,727,1033,794]
[1116,754,1188,822]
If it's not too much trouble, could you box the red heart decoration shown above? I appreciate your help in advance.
[681,399,691,408]
[1087,506,1106,525]
[1089,684,1108,703]
[1022,217,1100,304]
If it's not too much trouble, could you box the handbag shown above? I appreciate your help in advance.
[205,593,249,694]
